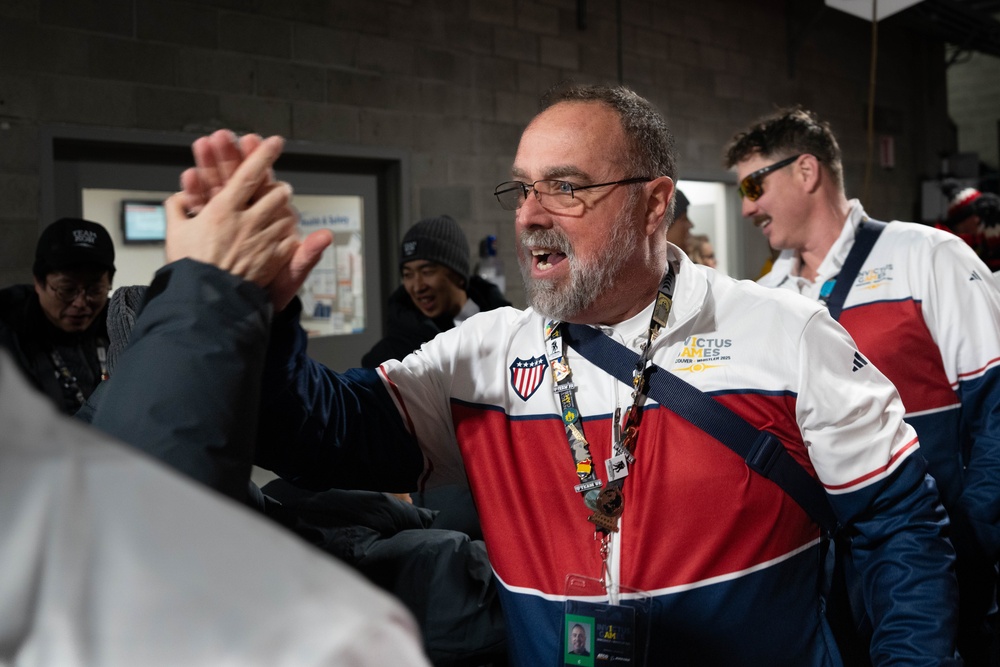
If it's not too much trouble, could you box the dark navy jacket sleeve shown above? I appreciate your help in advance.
[829,456,961,666]
[255,297,425,493]
[88,259,272,502]
[956,365,1000,560]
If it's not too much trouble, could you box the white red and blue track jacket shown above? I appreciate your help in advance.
[760,200,1000,569]
[259,249,959,667]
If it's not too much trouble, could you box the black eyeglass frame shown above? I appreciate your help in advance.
[737,154,804,201]
[46,281,110,304]
[493,177,652,211]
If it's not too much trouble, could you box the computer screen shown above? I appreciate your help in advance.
[121,199,166,244]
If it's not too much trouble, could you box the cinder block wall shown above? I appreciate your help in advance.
[0,0,953,303]
[947,44,1000,173]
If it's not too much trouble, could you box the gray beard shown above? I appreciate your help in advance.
[518,210,639,322]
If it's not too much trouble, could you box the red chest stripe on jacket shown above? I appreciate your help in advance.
[839,300,955,412]
[452,395,818,595]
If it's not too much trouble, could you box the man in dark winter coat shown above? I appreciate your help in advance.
[75,174,506,664]
[0,218,115,414]
[362,215,509,369]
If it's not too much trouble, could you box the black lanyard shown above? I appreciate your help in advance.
[49,342,107,409]
[823,219,886,321]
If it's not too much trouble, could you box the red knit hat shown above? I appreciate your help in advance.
[938,180,1000,272]
[944,182,983,228]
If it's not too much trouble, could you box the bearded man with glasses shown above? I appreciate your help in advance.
[149,85,960,665]
[0,217,115,414]
[727,107,1000,666]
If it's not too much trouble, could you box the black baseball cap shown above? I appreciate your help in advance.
[33,217,116,280]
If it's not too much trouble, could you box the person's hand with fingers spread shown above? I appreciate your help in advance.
[178,129,332,310]
[165,135,304,290]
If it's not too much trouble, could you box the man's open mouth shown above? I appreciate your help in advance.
[532,248,567,271]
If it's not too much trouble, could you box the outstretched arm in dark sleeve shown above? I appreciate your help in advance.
[255,298,425,494]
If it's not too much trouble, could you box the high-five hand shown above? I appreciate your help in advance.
[173,131,332,309]
[166,135,299,289]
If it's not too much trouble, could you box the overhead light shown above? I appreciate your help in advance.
[824,0,924,21]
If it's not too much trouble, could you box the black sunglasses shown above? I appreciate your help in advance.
[738,154,803,201]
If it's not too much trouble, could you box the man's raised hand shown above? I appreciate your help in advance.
[171,131,332,308]
[166,135,301,289]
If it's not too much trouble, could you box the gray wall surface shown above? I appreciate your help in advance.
[0,0,955,304]
[948,44,1000,172]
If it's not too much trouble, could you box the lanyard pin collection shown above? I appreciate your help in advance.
[545,267,675,589]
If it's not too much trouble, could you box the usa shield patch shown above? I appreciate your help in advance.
[510,355,546,401]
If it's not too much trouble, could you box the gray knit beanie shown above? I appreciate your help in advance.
[106,285,148,376]
[399,215,470,281]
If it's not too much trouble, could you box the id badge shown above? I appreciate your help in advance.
[562,574,651,666]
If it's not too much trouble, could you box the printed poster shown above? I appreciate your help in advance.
[294,194,365,337]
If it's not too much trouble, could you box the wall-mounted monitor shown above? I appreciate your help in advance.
[121,199,166,244]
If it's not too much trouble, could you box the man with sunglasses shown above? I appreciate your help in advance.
[0,217,115,414]
[727,107,1000,665]
[164,86,959,665]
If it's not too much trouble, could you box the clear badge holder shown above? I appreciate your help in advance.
[562,573,653,666]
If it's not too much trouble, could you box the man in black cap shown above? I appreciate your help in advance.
[361,215,509,368]
[0,217,115,414]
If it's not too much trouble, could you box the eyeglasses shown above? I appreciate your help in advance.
[47,281,110,304]
[493,177,652,211]
[737,154,803,201]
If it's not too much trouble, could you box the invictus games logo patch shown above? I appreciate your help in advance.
[674,335,732,372]
[510,355,546,401]
[855,263,893,290]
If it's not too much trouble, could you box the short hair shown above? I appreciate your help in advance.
[540,83,677,221]
[724,107,844,190]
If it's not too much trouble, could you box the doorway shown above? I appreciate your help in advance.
[41,126,407,372]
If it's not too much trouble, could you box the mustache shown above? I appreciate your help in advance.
[518,228,573,255]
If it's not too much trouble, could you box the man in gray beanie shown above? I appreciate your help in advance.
[364,215,511,555]
[361,215,509,369]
